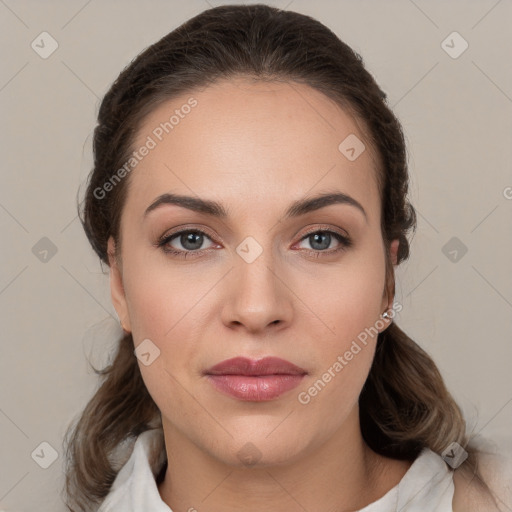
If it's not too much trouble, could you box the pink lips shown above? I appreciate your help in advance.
[204,356,307,401]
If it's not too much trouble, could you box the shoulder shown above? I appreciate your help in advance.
[452,470,499,511]
[452,436,512,512]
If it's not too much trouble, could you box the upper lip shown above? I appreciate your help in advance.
[205,356,307,376]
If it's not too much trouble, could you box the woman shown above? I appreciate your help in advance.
[63,4,510,511]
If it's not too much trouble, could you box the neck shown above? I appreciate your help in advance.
[157,409,410,512]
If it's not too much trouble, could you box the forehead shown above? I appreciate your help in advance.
[127,78,381,224]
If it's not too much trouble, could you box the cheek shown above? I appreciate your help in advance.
[305,252,386,349]
[296,248,385,407]
[295,272,384,433]
[121,259,208,418]
[121,253,216,390]
[122,251,202,338]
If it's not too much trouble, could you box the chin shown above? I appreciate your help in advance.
[212,434,310,469]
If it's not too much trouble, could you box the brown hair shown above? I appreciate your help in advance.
[64,4,489,511]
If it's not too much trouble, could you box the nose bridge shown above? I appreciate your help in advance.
[222,231,291,331]
[235,233,280,301]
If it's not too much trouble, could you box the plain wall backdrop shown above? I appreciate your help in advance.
[1,0,511,510]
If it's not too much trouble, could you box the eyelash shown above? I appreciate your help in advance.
[156,226,353,259]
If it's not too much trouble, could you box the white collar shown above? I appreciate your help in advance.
[97,428,454,512]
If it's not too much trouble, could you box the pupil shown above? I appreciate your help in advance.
[183,232,202,250]
[311,232,329,250]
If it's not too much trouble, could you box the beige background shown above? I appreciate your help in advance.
[1,0,511,510]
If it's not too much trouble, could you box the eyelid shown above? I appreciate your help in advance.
[158,224,219,243]
[298,223,350,239]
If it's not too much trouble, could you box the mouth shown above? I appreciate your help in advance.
[204,356,307,401]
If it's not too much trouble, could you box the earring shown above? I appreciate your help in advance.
[382,310,392,320]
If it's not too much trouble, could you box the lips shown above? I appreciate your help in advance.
[206,356,307,376]
[204,357,307,401]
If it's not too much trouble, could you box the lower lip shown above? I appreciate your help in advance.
[206,374,305,401]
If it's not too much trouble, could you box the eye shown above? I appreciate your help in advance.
[294,228,352,256]
[157,229,216,258]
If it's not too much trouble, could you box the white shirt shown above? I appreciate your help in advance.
[97,428,511,512]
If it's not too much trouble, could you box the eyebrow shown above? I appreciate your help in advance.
[143,191,368,223]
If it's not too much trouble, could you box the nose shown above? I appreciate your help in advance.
[220,247,293,335]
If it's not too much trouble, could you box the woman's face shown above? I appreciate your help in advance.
[108,77,398,466]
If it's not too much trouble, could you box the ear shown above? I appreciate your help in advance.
[381,238,400,314]
[389,238,399,266]
[107,236,131,333]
